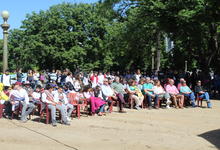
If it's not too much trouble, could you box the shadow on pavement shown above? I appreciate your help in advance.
[199,129,220,149]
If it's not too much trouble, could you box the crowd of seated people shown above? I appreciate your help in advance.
[0,69,213,127]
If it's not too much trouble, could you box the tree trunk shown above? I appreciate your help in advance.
[156,31,161,72]
[205,23,219,72]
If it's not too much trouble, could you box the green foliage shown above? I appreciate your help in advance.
[7,0,220,73]
[9,3,115,71]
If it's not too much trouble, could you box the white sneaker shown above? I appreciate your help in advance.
[166,105,170,109]
[67,117,71,122]
[166,100,172,105]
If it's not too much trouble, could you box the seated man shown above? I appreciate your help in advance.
[179,81,196,107]
[153,80,171,108]
[195,80,212,108]
[165,79,184,108]
[111,76,126,113]
[143,77,157,109]
[53,86,74,121]
[10,82,35,122]
[42,84,70,126]
[101,78,117,111]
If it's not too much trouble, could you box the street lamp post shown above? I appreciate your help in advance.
[1,10,10,73]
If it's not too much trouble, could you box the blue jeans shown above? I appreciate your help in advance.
[184,92,196,106]
[198,92,212,108]
[199,92,210,101]
[146,95,158,107]
[99,104,105,113]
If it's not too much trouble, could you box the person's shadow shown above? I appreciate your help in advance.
[199,129,220,149]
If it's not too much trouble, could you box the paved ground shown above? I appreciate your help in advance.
[0,100,220,150]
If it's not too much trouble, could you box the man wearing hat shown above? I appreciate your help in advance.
[10,82,35,122]
[195,80,212,108]
[180,80,197,107]
[42,84,70,126]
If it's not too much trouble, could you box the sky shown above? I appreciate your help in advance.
[0,0,99,39]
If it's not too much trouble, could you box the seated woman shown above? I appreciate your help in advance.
[195,80,212,108]
[179,81,196,107]
[83,87,94,99]
[165,79,184,108]
[153,80,171,108]
[127,79,144,110]
[88,86,106,116]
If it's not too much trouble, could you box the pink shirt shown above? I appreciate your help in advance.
[177,83,182,91]
[165,84,179,94]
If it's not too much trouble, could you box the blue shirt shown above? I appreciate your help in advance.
[180,86,192,93]
[143,83,154,94]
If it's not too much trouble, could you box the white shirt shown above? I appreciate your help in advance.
[33,73,39,81]
[32,92,41,100]
[2,74,11,86]
[134,74,141,83]
[10,88,29,104]
[65,76,74,85]
[50,73,57,81]
[153,86,165,95]
[73,80,81,91]
[53,91,68,104]
[98,74,105,85]
[101,85,114,97]
[41,92,53,104]
[83,77,89,86]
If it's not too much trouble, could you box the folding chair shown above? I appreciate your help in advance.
[68,93,81,119]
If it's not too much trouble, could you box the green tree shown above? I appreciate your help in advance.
[9,3,116,71]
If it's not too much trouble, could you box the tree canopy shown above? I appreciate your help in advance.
[6,1,220,73]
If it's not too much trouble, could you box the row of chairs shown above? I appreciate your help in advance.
[0,93,90,123]
[128,94,205,109]
[0,93,205,122]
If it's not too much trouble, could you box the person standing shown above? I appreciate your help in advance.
[16,69,23,83]
[1,70,11,89]
[134,69,142,83]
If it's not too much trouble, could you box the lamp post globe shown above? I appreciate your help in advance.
[1,10,9,21]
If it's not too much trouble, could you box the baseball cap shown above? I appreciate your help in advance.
[15,82,22,86]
